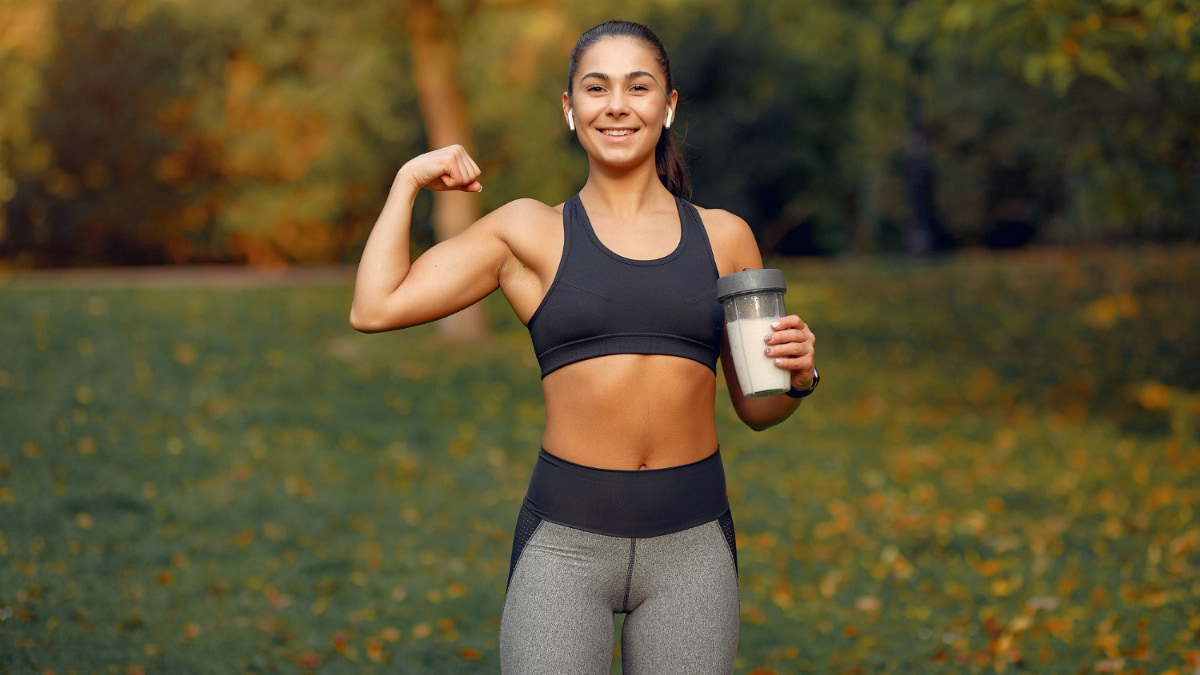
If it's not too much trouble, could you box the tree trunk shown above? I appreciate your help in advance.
[403,0,490,341]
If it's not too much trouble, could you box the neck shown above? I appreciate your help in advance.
[580,163,673,218]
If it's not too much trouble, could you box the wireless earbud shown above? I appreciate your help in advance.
[567,110,575,131]
[666,108,674,129]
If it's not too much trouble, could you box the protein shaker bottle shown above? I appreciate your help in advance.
[716,268,790,397]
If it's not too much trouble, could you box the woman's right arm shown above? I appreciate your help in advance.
[349,145,504,333]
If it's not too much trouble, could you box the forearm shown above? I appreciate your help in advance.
[350,171,421,331]
[723,317,817,431]
[733,383,805,432]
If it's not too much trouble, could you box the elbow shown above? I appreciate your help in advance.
[349,302,423,333]
[744,418,775,433]
[737,406,796,432]
[348,314,373,334]
[736,410,774,432]
[348,306,386,333]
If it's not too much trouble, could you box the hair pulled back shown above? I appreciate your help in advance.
[567,20,691,199]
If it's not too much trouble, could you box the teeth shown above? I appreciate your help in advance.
[603,129,634,136]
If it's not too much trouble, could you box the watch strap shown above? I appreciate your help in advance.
[786,368,820,399]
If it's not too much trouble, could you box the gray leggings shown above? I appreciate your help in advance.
[500,511,740,674]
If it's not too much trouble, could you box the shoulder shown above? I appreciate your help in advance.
[475,198,567,276]
[691,203,763,275]
[477,198,562,231]
[459,197,559,242]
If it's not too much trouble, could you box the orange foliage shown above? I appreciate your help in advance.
[219,52,330,182]
[0,0,56,62]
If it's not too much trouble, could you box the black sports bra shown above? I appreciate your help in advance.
[526,194,724,378]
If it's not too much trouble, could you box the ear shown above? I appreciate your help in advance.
[562,92,574,132]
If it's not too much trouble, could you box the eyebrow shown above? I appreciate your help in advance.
[580,70,660,83]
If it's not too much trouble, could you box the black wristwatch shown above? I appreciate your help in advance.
[786,368,820,399]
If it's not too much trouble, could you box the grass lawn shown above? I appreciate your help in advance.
[1,247,1198,674]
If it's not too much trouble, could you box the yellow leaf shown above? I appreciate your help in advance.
[172,343,197,365]
[1136,381,1172,411]
[77,436,97,455]
[1083,292,1140,328]
[366,638,385,663]
[855,596,881,613]
[818,570,842,598]
[1009,615,1034,633]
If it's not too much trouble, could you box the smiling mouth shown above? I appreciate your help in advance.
[601,129,636,136]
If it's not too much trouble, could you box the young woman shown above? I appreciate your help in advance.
[350,20,817,674]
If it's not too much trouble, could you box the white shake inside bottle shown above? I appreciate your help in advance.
[725,315,789,397]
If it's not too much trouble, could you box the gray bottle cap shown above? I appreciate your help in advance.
[716,268,787,302]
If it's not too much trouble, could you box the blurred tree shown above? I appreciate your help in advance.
[648,1,862,254]
[0,0,196,265]
[402,0,488,339]
[2,0,1196,270]
[896,0,1200,243]
[155,0,423,265]
[0,0,56,265]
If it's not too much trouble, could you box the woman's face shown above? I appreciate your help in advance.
[563,36,677,170]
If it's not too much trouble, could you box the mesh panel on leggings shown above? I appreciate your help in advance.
[507,505,544,588]
[718,510,738,575]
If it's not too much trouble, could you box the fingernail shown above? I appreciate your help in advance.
[771,321,781,329]
[764,347,773,356]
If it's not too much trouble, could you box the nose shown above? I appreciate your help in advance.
[605,91,630,117]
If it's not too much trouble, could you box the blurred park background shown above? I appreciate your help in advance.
[2,0,1200,673]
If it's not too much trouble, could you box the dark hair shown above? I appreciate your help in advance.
[567,20,691,199]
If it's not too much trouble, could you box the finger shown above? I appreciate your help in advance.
[463,153,481,180]
[766,341,813,360]
[772,354,814,376]
[765,326,812,346]
[436,163,473,189]
[785,315,808,331]
[455,154,473,185]
[443,153,481,191]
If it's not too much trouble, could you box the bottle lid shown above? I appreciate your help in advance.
[717,268,787,301]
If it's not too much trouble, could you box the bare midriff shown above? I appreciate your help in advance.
[540,354,719,470]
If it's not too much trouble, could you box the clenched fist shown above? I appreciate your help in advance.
[398,144,483,193]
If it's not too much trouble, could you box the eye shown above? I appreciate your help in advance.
[585,84,605,93]
[630,84,650,92]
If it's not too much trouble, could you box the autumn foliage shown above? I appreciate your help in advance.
[1,0,1198,268]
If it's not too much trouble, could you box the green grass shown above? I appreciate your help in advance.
[2,247,1198,674]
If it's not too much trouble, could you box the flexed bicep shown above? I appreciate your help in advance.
[352,219,508,332]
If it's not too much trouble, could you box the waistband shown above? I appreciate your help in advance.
[522,448,730,538]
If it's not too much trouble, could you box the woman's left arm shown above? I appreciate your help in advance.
[720,313,816,431]
[703,207,818,431]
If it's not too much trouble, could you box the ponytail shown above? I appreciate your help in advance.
[656,125,691,199]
